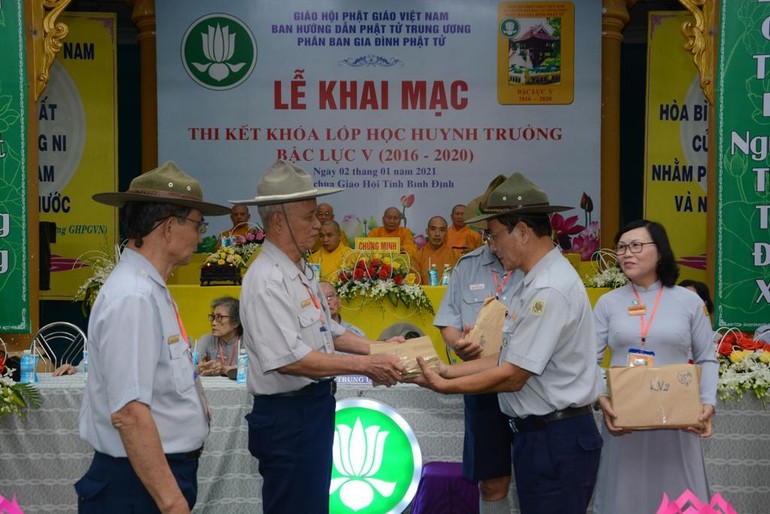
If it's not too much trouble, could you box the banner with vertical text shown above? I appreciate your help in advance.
[0,0,29,332]
[716,1,770,328]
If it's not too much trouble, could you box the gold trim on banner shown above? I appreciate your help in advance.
[680,0,716,105]
[32,0,72,102]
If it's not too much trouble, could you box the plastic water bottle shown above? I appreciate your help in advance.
[441,264,451,285]
[428,264,439,286]
[20,350,36,383]
[236,349,249,383]
[82,349,89,382]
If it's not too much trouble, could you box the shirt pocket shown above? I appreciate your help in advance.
[461,292,488,309]
[298,311,326,350]
[168,340,196,396]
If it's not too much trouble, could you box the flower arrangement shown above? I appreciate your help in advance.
[583,248,629,289]
[715,328,770,403]
[73,243,123,314]
[336,251,434,317]
[0,342,42,420]
[203,246,247,269]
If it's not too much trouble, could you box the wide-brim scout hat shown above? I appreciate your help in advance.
[465,172,571,224]
[231,160,343,206]
[93,161,231,216]
[464,175,507,230]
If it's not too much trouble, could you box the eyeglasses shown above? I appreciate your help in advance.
[615,241,655,255]
[183,217,208,234]
[324,293,338,301]
[483,230,505,243]
[208,313,230,322]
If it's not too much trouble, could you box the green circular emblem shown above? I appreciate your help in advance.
[500,18,520,39]
[330,399,422,514]
[181,13,257,90]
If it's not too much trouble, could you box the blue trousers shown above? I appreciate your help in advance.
[75,450,199,513]
[511,413,603,514]
[462,392,513,481]
[246,385,336,514]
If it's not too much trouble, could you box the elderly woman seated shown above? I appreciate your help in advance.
[197,296,243,377]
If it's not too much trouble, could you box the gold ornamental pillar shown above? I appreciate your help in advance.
[600,0,633,248]
[128,0,157,172]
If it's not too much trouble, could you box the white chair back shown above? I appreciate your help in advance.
[30,321,87,371]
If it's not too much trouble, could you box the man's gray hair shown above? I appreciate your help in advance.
[258,203,284,232]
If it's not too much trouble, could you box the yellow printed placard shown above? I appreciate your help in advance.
[39,13,118,299]
[644,12,708,283]
[354,238,401,253]
[497,1,575,105]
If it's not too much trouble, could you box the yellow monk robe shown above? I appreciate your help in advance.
[308,243,351,283]
[414,244,460,286]
[368,226,417,256]
[446,225,483,254]
[311,230,350,253]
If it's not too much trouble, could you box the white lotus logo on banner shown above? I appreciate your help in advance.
[192,24,246,81]
[331,417,396,511]
[181,14,257,91]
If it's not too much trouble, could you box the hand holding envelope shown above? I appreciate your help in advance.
[370,336,441,383]
[464,297,508,358]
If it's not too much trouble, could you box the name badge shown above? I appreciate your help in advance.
[627,304,647,316]
[469,283,485,291]
[300,298,312,308]
[167,334,180,345]
[627,348,655,367]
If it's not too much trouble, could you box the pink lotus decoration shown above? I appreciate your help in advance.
[400,194,415,227]
[0,494,24,514]
[550,213,585,251]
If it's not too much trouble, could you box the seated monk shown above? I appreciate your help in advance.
[368,206,417,256]
[446,204,482,254]
[414,216,460,285]
[311,202,349,252]
[308,221,350,282]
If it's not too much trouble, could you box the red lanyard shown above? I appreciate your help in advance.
[171,302,190,355]
[217,337,239,366]
[492,270,513,297]
[630,283,663,346]
[303,283,325,324]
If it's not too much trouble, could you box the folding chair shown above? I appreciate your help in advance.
[30,321,87,371]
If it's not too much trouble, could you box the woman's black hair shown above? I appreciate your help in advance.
[678,279,714,314]
[615,219,679,287]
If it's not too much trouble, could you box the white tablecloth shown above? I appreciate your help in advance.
[0,375,767,513]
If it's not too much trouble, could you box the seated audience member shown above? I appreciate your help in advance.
[309,221,350,282]
[368,206,417,256]
[446,204,482,254]
[679,279,714,316]
[311,203,349,252]
[219,203,254,239]
[53,361,82,376]
[197,296,243,377]
[320,281,365,337]
[414,216,460,285]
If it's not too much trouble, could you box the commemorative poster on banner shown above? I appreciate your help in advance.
[644,12,709,283]
[716,1,770,328]
[0,0,29,332]
[38,13,118,300]
[156,0,603,259]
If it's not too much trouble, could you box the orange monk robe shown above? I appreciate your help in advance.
[367,226,417,256]
[308,243,350,283]
[311,230,350,253]
[446,225,483,254]
[414,244,461,286]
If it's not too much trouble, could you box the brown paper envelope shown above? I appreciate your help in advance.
[466,297,507,358]
[607,364,703,430]
[370,336,440,379]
